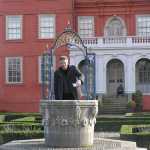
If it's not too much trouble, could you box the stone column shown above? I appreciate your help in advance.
[96,55,106,95]
[125,55,136,100]
[40,100,98,148]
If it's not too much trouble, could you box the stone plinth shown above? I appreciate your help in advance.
[40,100,98,148]
[0,138,146,150]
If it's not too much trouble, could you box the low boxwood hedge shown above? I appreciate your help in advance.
[120,125,150,149]
[0,130,44,145]
[0,113,41,122]
[95,117,150,132]
[125,112,150,117]
[0,123,43,131]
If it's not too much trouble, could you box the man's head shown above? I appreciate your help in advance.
[59,56,69,70]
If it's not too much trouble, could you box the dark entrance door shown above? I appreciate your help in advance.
[107,59,124,95]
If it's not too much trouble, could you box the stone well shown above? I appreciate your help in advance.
[40,100,98,148]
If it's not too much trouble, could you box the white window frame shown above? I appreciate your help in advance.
[5,57,23,84]
[6,15,23,40]
[78,16,94,38]
[38,14,55,39]
[136,15,150,36]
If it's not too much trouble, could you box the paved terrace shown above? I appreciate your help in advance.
[0,132,147,150]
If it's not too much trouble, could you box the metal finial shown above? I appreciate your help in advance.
[46,44,49,49]
[65,20,72,31]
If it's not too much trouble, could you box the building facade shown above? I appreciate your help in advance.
[0,0,150,112]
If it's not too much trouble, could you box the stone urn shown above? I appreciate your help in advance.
[40,100,98,148]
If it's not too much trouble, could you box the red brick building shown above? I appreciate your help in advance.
[0,0,150,112]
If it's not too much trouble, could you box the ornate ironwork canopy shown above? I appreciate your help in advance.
[41,26,95,100]
[51,26,87,57]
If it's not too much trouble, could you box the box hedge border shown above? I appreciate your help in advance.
[120,125,150,149]
[95,119,150,132]
[0,130,44,145]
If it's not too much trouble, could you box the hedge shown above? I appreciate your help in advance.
[0,123,43,131]
[0,130,44,145]
[125,112,150,117]
[0,113,41,122]
[95,119,150,132]
[120,125,150,149]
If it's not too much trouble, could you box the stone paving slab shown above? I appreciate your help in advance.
[0,138,147,150]
[0,132,147,150]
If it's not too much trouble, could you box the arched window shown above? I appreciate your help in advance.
[136,59,150,93]
[104,17,126,36]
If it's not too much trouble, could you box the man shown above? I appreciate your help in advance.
[117,84,124,97]
[54,56,83,100]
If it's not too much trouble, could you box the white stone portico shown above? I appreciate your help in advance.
[69,36,150,96]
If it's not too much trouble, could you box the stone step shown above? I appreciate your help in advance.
[103,99,127,101]
[103,102,127,105]
[100,96,128,114]
[99,110,127,115]
[100,107,127,114]
[0,138,144,150]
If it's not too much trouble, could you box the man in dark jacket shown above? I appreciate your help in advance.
[54,56,83,100]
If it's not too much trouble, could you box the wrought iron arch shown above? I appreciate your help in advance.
[51,27,87,57]
[41,26,95,100]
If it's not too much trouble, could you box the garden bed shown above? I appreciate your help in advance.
[120,125,150,150]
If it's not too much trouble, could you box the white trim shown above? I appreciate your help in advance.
[5,57,23,84]
[38,14,56,39]
[6,15,23,40]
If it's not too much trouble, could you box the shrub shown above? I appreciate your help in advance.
[0,123,43,131]
[127,100,136,112]
[132,90,143,112]
[0,130,44,145]
[120,125,150,149]
[95,116,150,132]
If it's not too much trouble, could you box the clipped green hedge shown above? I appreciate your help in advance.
[120,125,150,149]
[95,119,150,132]
[125,112,150,117]
[0,123,43,131]
[0,130,44,145]
[0,112,41,122]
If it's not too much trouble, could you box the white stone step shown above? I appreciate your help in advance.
[0,138,147,150]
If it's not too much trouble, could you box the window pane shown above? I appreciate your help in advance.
[137,16,150,36]
[78,16,94,37]
[7,58,22,83]
[7,16,22,40]
[39,15,55,39]
[106,18,124,36]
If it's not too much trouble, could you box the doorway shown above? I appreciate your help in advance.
[107,59,124,95]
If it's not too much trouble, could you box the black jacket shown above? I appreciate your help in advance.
[54,65,83,100]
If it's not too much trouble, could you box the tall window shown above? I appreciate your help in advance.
[137,15,150,36]
[38,56,49,83]
[78,16,94,37]
[5,57,23,83]
[39,14,55,39]
[136,59,150,93]
[6,15,22,40]
[104,17,126,36]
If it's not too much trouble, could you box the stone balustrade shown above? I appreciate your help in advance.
[70,36,150,49]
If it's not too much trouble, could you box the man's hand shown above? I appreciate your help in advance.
[76,80,81,87]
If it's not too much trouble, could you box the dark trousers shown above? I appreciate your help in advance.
[63,93,75,100]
